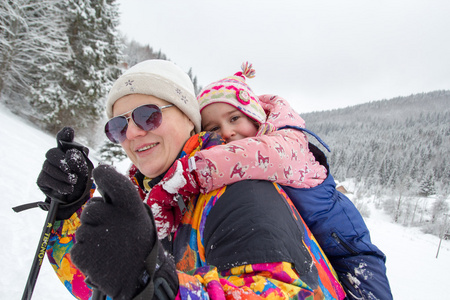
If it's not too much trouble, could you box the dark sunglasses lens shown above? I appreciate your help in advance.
[132,105,162,131]
[105,117,128,143]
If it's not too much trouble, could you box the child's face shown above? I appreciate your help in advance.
[201,103,259,143]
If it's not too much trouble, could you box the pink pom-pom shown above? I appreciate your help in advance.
[241,62,256,78]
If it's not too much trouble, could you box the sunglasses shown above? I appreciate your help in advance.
[105,104,173,143]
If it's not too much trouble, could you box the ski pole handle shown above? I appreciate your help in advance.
[21,199,59,300]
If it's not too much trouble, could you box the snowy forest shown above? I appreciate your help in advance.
[1,0,449,240]
[0,0,200,141]
[303,91,450,237]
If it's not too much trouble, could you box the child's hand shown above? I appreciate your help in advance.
[146,156,200,239]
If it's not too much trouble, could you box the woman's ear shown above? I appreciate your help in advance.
[189,120,196,136]
[186,116,196,136]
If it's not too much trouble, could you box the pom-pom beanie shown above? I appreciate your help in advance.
[197,62,266,125]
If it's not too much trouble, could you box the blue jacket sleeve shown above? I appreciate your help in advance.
[282,142,393,300]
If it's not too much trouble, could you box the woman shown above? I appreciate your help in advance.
[37,60,345,300]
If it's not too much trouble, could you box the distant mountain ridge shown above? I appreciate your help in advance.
[302,90,450,196]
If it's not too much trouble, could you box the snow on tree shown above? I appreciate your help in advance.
[98,139,127,165]
[121,38,203,95]
[0,1,26,103]
[49,0,122,134]
[27,0,71,127]
[419,171,436,197]
[304,91,450,197]
[302,91,450,235]
[1,0,122,135]
[187,67,202,95]
[121,38,164,68]
[1,0,68,115]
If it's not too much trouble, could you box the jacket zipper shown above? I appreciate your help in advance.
[331,232,358,255]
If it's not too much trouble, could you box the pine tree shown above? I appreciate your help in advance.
[0,0,25,103]
[378,156,388,186]
[1,0,68,113]
[122,38,160,68]
[334,149,347,181]
[187,67,202,95]
[418,171,436,197]
[1,0,30,104]
[99,139,127,164]
[28,0,71,126]
[46,0,122,134]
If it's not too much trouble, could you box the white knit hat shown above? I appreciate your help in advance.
[106,59,201,133]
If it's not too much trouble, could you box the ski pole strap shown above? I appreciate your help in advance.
[153,277,176,300]
[127,205,159,300]
[91,288,106,300]
[278,125,331,152]
[135,242,177,300]
[12,180,94,214]
[12,200,50,213]
[12,145,95,214]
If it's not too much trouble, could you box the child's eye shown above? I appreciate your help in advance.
[209,126,220,132]
[230,115,240,122]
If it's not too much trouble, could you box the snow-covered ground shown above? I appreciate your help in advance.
[1,105,449,299]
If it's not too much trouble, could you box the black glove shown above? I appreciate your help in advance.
[71,165,178,300]
[36,127,93,219]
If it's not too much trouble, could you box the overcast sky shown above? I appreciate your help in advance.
[117,0,450,113]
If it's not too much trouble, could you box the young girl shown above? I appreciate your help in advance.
[149,63,392,300]
[194,62,328,192]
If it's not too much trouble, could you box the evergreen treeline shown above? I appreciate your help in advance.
[303,90,450,197]
[303,91,450,235]
[121,37,202,95]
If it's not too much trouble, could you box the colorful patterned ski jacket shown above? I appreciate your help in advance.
[46,132,346,300]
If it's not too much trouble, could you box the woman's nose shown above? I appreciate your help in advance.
[126,119,147,140]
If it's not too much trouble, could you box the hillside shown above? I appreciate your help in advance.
[302,90,450,236]
[302,90,450,195]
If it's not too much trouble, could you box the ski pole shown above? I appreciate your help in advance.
[13,138,94,300]
[17,197,106,300]
[20,198,59,300]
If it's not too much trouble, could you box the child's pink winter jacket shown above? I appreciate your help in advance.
[194,94,327,193]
